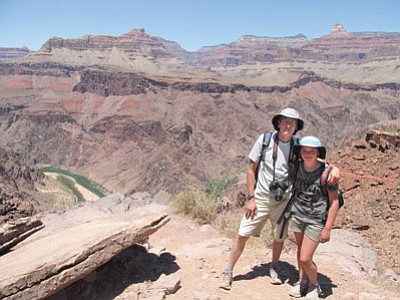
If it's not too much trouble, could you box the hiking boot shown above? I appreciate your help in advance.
[305,282,322,300]
[289,279,309,298]
[219,271,233,290]
[269,266,282,285]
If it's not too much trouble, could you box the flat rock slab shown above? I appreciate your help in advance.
[0,193,170,300]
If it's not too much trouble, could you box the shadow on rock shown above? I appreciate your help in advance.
[233,261,336,298]
[317,272,337,299]
[48,244,180,300]
[278,261,337,298]
[233,262,298,284]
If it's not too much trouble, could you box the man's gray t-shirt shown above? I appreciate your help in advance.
[248,132,292,201]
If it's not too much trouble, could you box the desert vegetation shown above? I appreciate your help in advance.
[172,175,235,224]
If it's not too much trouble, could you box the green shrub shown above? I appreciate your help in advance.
[205,175,235,200]
[172,189,217,224]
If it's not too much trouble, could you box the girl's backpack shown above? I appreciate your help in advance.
[320,164,345,208]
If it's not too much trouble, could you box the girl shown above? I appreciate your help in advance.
[288,136,340,299]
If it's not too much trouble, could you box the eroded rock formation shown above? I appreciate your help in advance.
[0,193,170,300]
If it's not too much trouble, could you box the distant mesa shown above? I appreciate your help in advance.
[326,23,350,37]
[0,46,32,61]
[121,28,147,37]
[332,24,349,34]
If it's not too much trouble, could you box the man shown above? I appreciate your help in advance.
[219,107,340,290]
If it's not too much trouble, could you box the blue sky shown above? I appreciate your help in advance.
[1,0,399,52]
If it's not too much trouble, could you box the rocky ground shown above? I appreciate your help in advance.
[327,136,400,276]
[40,209,398,300]
[145,212,399,300]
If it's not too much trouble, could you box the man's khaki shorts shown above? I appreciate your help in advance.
[238,196,289,242]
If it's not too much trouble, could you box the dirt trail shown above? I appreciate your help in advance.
[149,213,399,300]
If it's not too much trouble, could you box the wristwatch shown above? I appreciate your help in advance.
[246,194,255,201]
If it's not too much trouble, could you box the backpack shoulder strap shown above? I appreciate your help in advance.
[320,163,332,196]
[289,135,300,179]
[254,131,273,185]
[321,163,345,208]
[260,131,273,160]
[288,135,299,162]
[263,131,273,147]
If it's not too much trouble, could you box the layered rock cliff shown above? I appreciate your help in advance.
[0,24,399,199]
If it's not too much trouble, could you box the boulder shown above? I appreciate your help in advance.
[317,229,381,277]
[0,193,170,300]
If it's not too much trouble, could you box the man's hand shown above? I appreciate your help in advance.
[327,165,340,185]
[245,198,257,219]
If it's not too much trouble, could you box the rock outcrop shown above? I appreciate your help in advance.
[0,216,43,254]
[0,193,170,300]
[366,129,400,151]
[0,146,45,224]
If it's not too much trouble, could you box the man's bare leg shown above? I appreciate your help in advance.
[219,235,250,290]
[270,240,284,284]
[227,235,249,269]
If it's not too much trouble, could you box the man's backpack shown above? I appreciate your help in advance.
[320,164,345,208]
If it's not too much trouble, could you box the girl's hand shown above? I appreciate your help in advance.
[319,228,331,243]
[328,166,340,185]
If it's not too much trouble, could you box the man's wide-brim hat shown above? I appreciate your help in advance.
[293,136,327,159]
[272,107,304,135]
